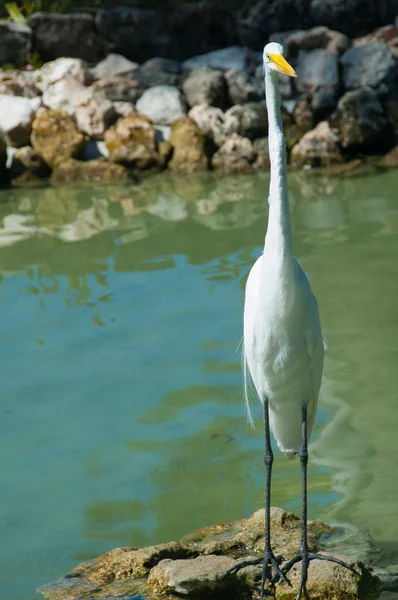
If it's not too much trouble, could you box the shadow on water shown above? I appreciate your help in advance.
[1,168,398,598]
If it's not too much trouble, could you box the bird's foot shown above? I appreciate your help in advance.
[280,550,359,600]
[225,552,291,598]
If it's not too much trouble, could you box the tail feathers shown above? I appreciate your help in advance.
[243,342,257,429]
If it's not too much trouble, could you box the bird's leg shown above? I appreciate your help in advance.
[224,398,291,594]
[280,404,358,600]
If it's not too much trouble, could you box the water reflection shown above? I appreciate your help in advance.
[1,169,398,600]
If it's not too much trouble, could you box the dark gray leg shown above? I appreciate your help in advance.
[281,403,358,599]
[224,398,291,594]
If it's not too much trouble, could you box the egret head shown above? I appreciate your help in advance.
[263,42,296,78]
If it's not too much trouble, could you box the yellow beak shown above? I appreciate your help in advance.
[269,54,296,78]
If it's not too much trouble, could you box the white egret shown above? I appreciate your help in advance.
[226,43,356,599]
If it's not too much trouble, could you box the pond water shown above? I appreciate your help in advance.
[1,169,398,599]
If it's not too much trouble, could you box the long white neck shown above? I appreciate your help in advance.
[264,68,293,260]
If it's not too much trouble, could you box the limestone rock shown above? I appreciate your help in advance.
[341,41,396,92]
[224,102,267,140]
[284,26,351,57]
[92,53,139,80]
[212,133,256,174]
[296,49,340,113]
[36,57,91,93]
[0,135,7,184]
[136,85,186,125]
[183,46,255,73]
[104,113,159,168]
[28,12,106,63]
[385,85,398,132]
[9,146,49,182]
[225,69,261,105]
[169,117,209,173]
[31,109,85,168]
[330,88,388,149]
[50,158,130,184]
[253,137,270,169]
[290,121,343,167]
[182,66,228,109]
[146,554,237,597]
[135,70,181,89]
[0,21,31,67]
[0,69,40,98]
[189,104,227,146]
[113,101,136,119]
[92,77,142,104]
[142,57,182,74]
[0,94,41,147]
[42,77,86,115]
[73,89,116,139]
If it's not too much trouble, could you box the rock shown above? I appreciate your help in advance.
[253,137,270,169]
[284,26,351,57]
[168,117,209,173]
[0,21,31,67]
[385,85,398,132]
[225,69,261,105]
[188,104,226,146]
[330,87,389,150]
[92,53,139,80]
[36,57,91,93]
[0,69,40,98]
[104,113,159,168]
[183,46,256,73]
[31,109,85,168]
[293,97,314,132]
[42,77,86,115]
[341,41,396,92]
[142,57,182,74]
[224,102,268,140]
[135,85,186,125]
[95,7,167,63]
[146,555,237,597]
[212,133,256,173]
[9,146,49,182]
[291,121,344,167]
[113,101,136,119]
[134,69,182,89]
[74,89,116,140]
[183,66,228,109]
[0,94,41,147]
[310,0,398,37]
[91,76,142,104]
[377,146,398,168]
[0,135,7,184]
[242,0,311,50]
[296,49,340,113]
[50,158,130,184]
[28,12,106,63]
[168,1,239,61]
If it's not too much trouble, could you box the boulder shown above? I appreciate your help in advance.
[182,66,228,109]
[296,49,340,113]
[50,158,130,184]
[253,137,271,169]
[290,121,344,167]
[212,133,256,173]
[0,21,31,67]
[330,87,389,150]
[73,89,116,140]
[284,97,315,150]
[310,0,398,37]
[134,69,182,89]
[242,0,311,50]
[168,117,209,173]
[42,77,86,115]
[378,146,398,168]
[136,85,186,125]
[142,57,182,74]
[357,24,398,50]
[188,104,227,146]
[341,41,396,92]
[113,101,136,118]
[0,94,41,147]
[182,46,256,73]
[28,12,106,62]
[224,102,268,140]
[225,69,261,105]
[146,555,237,597]
[95,7,168,63]
[385,84,398,132]
[91,76,142,104]
[36,57,91,93]
[0,69,40,98]
[168,1,239,61]
[91,53,139,80]
[104,113,159,168]
[31,109,85,168]
[0,135,7,184]
[283,26,351,57]
[9,145,49,182]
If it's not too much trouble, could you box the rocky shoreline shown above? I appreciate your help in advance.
[37,507,387,600]
[1,2,398,187]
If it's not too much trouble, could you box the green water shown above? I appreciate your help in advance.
[1,169,398,599]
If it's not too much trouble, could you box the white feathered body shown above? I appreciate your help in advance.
[244,249,324,457]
